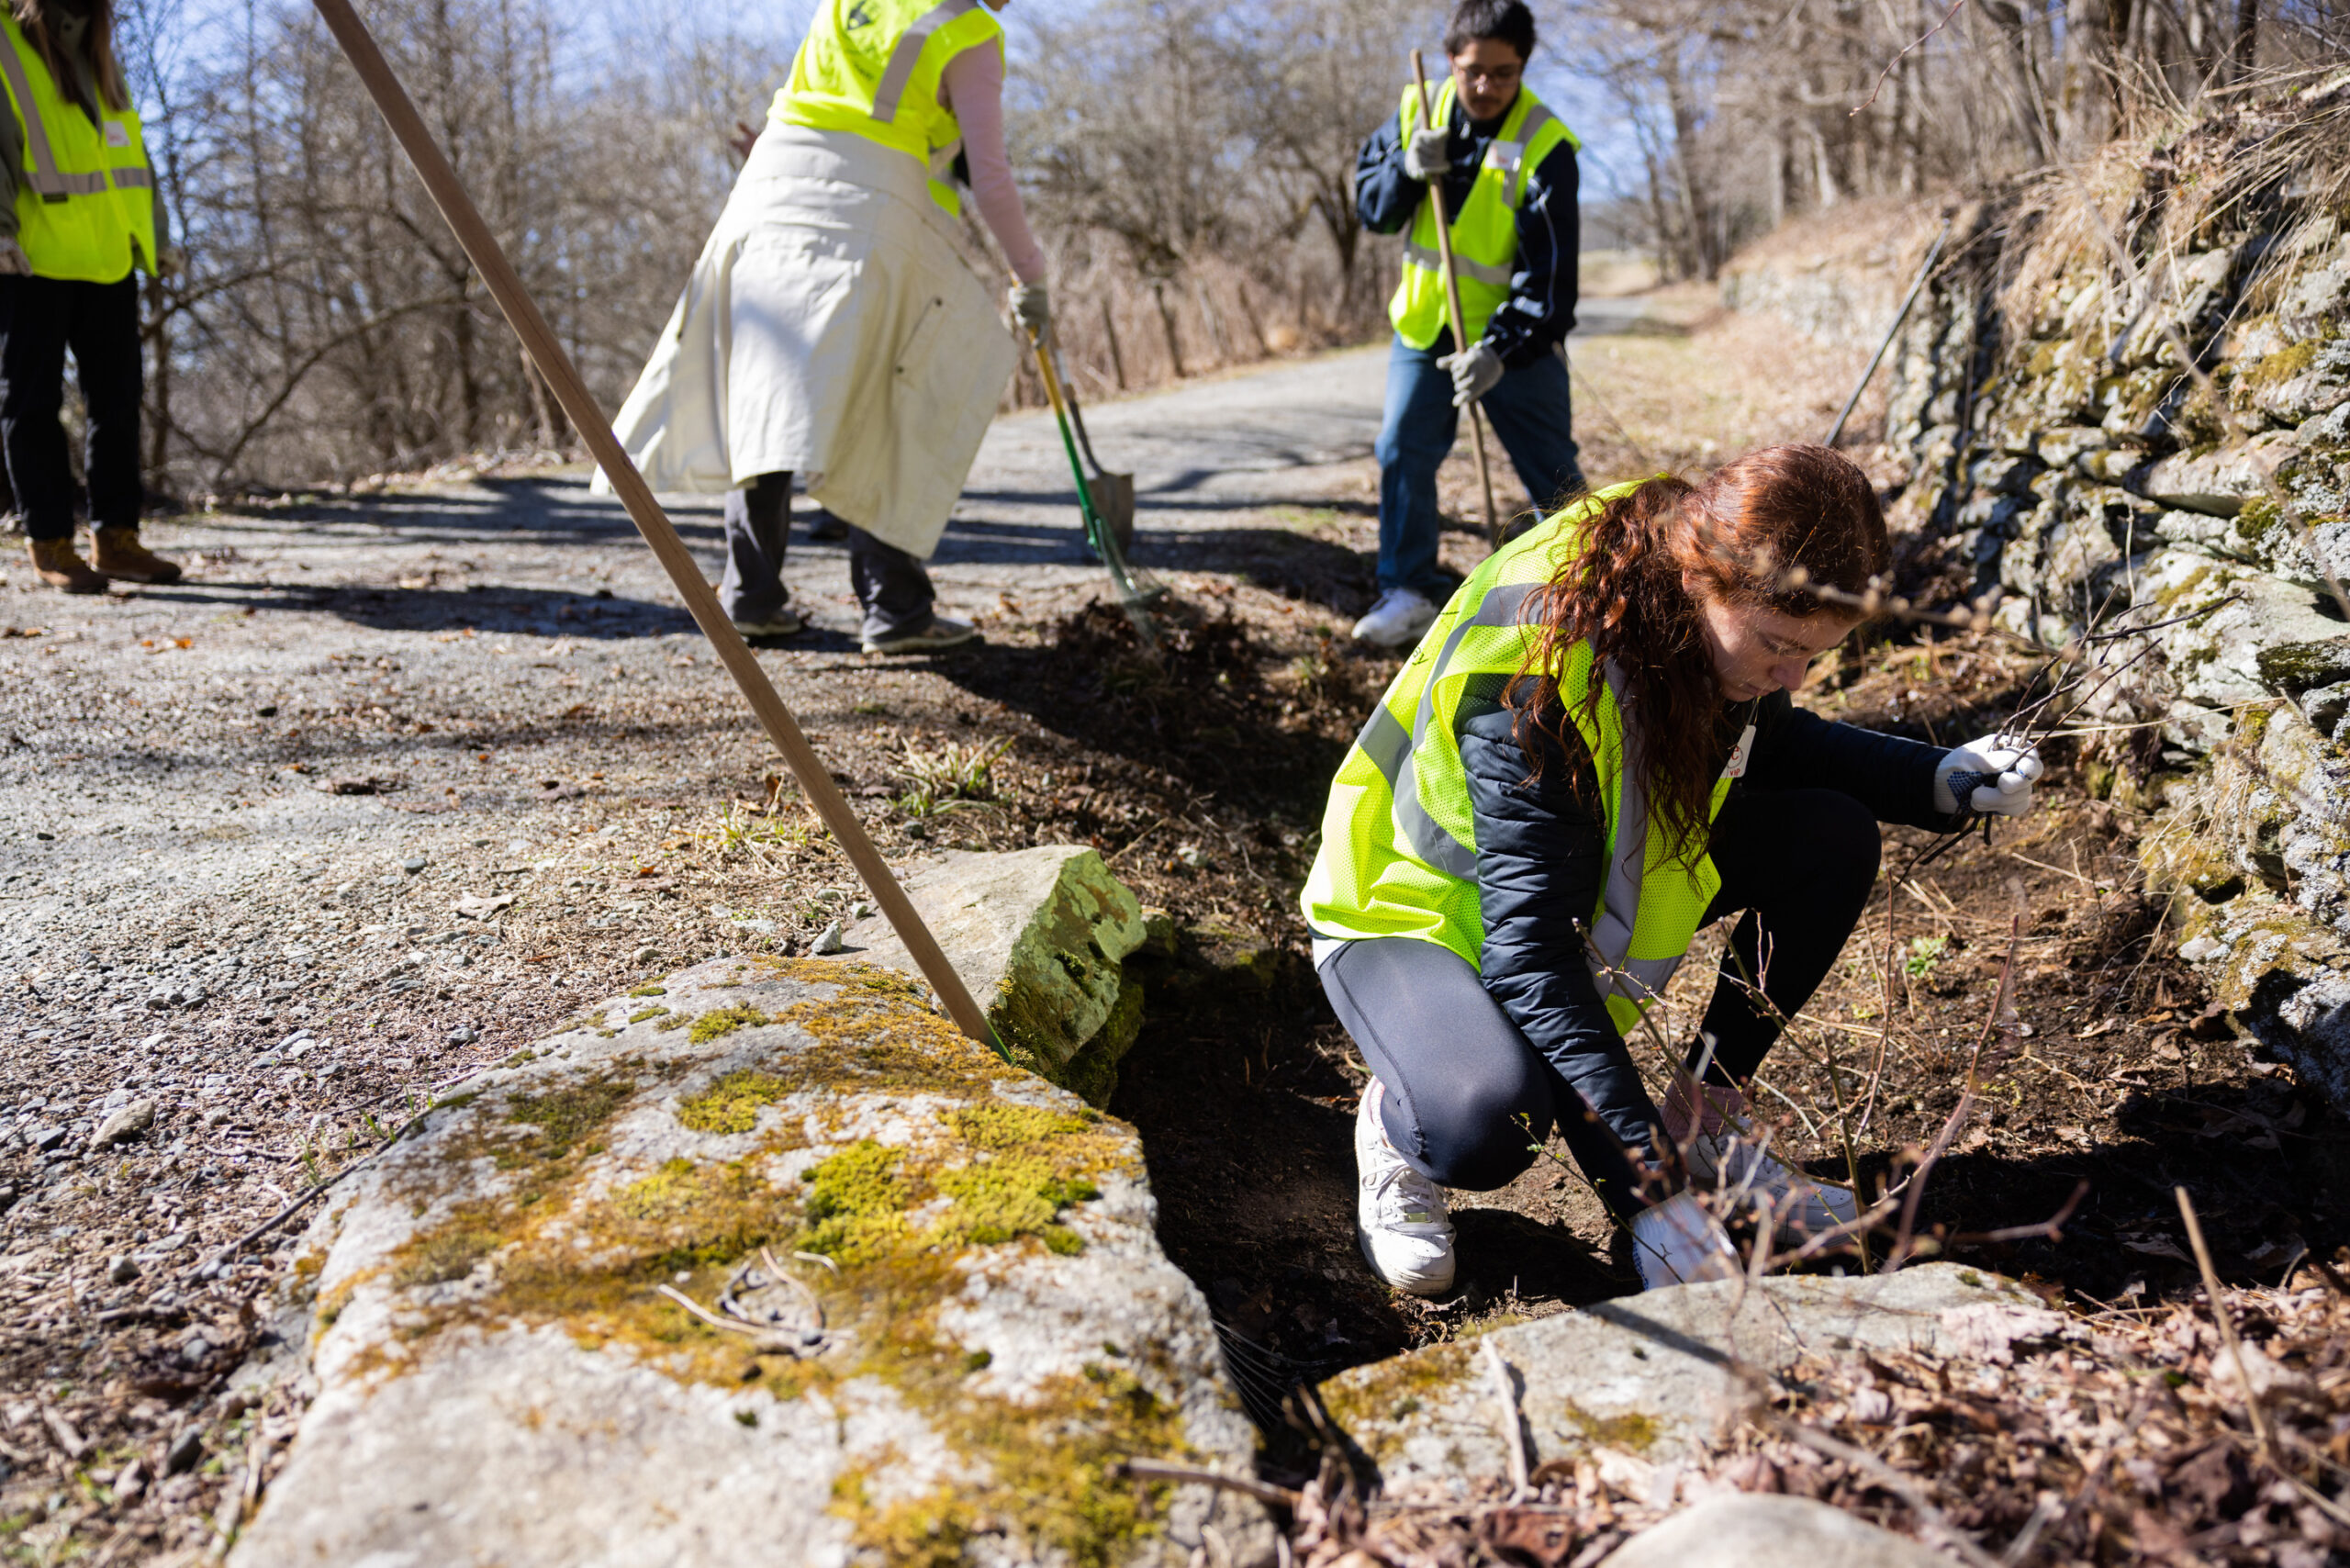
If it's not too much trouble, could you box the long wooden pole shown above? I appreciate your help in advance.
[306,0,1002,1057]
[1411,49,1502,553]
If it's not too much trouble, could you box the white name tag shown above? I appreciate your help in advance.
[1723,722,1756,780]
[105,122,130,148]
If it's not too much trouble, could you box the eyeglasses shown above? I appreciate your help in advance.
[1454,63,1521,86]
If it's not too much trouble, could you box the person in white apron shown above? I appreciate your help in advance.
[602,0,1045,653]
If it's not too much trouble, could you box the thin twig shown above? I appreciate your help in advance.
[1852,0,1970,116]
[2175,1186,2279,1470]
[1117,1458,1302,1507]
[1771,1417,2005,1568]
[1481,1337,1531,1504]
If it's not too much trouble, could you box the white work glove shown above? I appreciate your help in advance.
[1932,732,2044,817]
[154,244,186,280]
[1629,1191,1740,1290]
[1438,341,1504,408]
[1403,123,1452,180]
[1008,281,1049,337]
[0,239,28,276]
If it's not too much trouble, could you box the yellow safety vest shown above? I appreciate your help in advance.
[1301,482,1738,1037]
[773,0,1003,217]
[1388,79,1577,352]
[0,15,154,284]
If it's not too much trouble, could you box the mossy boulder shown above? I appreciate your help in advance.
[1317,1265,2037,1501]
[834,846,1149,1107]
[229,956,1273,1568]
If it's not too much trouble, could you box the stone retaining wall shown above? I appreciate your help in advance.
[1722,83,2350,1102]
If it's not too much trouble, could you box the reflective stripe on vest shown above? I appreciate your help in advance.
[773,0,1002,216]
[1386,79,1577,352]
[0,16,155,283]
[1301,479,1729,1035]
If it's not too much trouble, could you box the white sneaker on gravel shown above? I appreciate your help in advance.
[1685,1130,1857,1238]
[862,614,979,655]
[731,609,804,638]
[1351,588,1439,649]
[1355,1078,1455,1295]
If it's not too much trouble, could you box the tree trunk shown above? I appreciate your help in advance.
[1152,282,1186,379]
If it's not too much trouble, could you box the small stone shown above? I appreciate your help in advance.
[402,858,428,875]
[447,1025,477,1045]
[93,1099,156,1147]
[255,703,279,718]
[108,1254,140,1285]
[34,830,53,841]
[632,946,661,964]
[164,1428,205,1475]
[812,921,845,956]
[1598,1493,1949,1568]
[32,1127,66,1153]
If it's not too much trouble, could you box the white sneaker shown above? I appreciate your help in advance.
[1354,1079,1456,1295]
[1350,588,1439,649]
[1685,1131,1858,1238]
[732,609,804,638]
[862,614,979,655]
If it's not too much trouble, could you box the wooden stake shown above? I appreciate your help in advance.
[1410,49,1502,552]
[306,0,1002,1058]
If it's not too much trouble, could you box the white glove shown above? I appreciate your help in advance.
[154,243,186,279]
[0,239,28,276]
[1933,732,2044,817]
[1403,123,1452,180]
[1008,282,1049,336]
[1438,341,1504,408]
[1629,1191,1740,1290]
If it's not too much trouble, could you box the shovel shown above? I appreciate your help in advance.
[1028,327,1167,647]
[1051,341,1136,558]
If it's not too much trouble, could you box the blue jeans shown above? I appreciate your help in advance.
[1372,334,1585,598]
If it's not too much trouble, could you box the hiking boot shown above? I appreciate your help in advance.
[28,535,106,594]
[731,608,805,639]
[93,527,182,585]
[1350,587,1438,649]
[804,509,849,543]
[861,613,978,655]
[1354,1078,1455,1295]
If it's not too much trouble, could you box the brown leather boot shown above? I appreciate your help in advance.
[93,527,183,585]
[28,535,106,594]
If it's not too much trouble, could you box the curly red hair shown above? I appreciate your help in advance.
[1504,443,1890,866]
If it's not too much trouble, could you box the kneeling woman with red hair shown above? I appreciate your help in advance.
[1302,444,2043,1293]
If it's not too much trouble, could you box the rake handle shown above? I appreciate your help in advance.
[308,0,1002,1057]
[1411,49,1502,553]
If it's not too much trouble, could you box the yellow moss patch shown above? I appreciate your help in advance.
[1559,1400,1662,1453]
[676,1070,795,1135]
[628,1006,669,1024]
[800,1141,915,1265]
[1320,1340,1474,1446]
[688,1002,772,1044]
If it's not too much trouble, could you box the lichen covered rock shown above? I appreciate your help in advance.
[836,846,1149,1105]
[1318,1264,2037,1501]
[229,956,1271,1568]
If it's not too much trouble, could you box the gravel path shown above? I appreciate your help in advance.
[0,314,1659,1561]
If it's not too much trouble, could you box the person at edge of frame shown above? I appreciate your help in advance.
[1,0,185,594]
[1349,0,1586,650]
[1300,443,2047,1294]
[598,0,1046,654]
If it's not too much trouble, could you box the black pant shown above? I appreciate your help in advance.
[719,469,934,636]
[1319,788,1881,1211]
[0,274,143,540]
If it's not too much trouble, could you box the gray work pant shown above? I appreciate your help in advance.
[719,470,934,636]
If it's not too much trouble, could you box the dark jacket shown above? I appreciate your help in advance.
[1355,88,1579,369]
[1457,689,1953,1151]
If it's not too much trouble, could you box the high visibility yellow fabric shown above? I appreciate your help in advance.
[1301,480,1731,1037]
[773,0,1003,216]
[1388,78,1577,352]
[0,15,155,284]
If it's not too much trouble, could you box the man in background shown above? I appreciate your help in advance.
[1351,0,1584,647]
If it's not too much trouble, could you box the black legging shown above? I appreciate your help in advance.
[1319,787,1881,1213]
